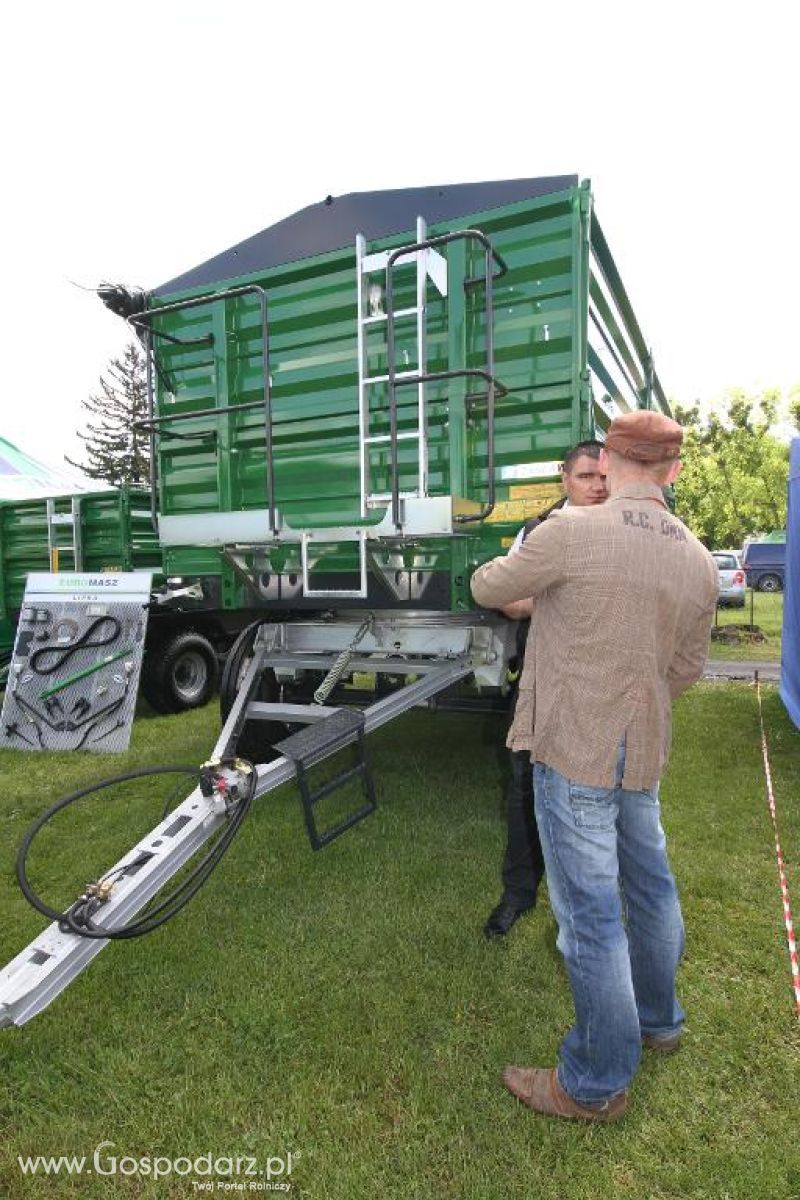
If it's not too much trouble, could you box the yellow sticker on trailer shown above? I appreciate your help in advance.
[508,483,563,504]
[485,484,563,523]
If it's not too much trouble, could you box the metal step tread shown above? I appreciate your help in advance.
[274,707,365,765]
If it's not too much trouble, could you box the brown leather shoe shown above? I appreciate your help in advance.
[642,1032,681,1053]
[502,1066,628,1122]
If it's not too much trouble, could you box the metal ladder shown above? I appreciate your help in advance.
[46,498,83,572]
[290,218,450,602]
[356,216,448,520]
[356,222,509,532]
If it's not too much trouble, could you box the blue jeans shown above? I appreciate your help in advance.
[533,753,685,1104]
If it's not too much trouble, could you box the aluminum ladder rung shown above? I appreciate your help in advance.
[364,432,419,445]
[361,251,419,274]
[361,306,418,325]
[365,491,419,503]
[364,370,419,384]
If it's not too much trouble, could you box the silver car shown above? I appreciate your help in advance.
[711,551,746,607]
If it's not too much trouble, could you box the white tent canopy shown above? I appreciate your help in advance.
[0,437,96,500]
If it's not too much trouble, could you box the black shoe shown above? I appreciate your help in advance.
[483,898,533,939]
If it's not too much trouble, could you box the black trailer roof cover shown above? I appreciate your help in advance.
[154,175,579,295]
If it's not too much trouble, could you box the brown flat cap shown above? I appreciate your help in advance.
[604,410,683,462]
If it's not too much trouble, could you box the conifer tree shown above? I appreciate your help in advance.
[67,342,150,485]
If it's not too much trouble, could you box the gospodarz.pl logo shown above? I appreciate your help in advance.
[18,1141,299,1190]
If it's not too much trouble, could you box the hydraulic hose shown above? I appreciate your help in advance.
[16,761,256,940]
[29,615,122,675]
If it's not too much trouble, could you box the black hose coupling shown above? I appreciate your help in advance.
[97,282,148,320]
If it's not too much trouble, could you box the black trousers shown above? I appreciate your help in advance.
[500,748,546,908]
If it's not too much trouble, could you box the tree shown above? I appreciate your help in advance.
[673,388,794,548]
[67,342,150,486]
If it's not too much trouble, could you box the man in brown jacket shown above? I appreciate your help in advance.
[470,410,718,1122]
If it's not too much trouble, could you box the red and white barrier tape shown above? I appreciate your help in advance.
[755,671,800,1018]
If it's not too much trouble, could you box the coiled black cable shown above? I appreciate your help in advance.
[16,761,256,940]
[30,616,122,675]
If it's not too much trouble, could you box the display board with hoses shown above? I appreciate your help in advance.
[0,572,152,752]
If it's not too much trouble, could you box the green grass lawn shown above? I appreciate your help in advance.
[708,591,784,661]
[1,686,799,1199]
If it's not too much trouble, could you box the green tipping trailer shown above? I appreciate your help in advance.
[0,180,670,711]
[103,176,667,620]
[97,174,670,752]
[0,488,232,711]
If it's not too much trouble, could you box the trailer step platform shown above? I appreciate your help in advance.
[275,709,377,850]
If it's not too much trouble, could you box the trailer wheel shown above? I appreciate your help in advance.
[142,631,218,714]
[757,573,782,593]
[219,622,289,763]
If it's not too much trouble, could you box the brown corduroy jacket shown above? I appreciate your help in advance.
[471,482,719,789]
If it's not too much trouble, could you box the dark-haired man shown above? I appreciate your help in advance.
[472,410,718,1122]
[484,442,608,938]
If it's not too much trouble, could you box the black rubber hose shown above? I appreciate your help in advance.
[29,616,122,675]
[16,762,255,940]
[63,771,255,940]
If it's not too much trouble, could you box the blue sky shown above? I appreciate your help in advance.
[2,0,798,469]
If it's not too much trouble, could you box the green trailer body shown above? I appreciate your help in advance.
[110,176,668,617]
[0,488,161,660]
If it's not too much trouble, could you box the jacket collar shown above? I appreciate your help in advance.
[607,481,668,508]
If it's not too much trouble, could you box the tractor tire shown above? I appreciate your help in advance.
[141,630,218,714]
[757,573,782,593]
[219,621,290,764]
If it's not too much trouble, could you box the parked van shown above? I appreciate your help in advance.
[742,538,786,591]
